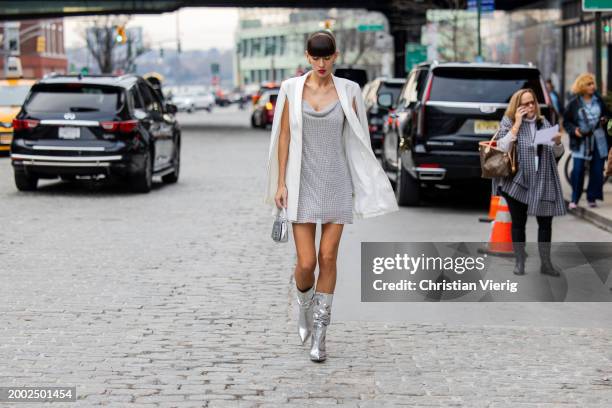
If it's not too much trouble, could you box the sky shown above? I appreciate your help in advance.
[63,7,239,51]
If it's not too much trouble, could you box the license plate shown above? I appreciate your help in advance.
[0,134,11,144]
[474,120,499,135]
[58,127,80,139]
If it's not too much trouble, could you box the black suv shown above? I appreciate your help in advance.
[363,77,405,155]
[10,74,180,193]
[381,62,555,206]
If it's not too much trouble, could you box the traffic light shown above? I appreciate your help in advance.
[115,25,127,44]
[605,24,611,33]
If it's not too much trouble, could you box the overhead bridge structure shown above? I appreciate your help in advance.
[0,0,546,77]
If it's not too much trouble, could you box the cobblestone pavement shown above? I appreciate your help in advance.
[0,109,610,407]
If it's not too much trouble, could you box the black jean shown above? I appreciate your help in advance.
[500,191,552,243]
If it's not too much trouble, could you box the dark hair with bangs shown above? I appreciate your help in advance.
[306,30,337,57]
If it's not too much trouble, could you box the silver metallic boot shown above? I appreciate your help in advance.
[310,291,333,362]
[296,285,315,344]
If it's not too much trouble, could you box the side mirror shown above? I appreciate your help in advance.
[165,103,178,114]
[134,109,148,120]
[377,92,393,109]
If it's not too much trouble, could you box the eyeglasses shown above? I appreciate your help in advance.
[520,101,536,107]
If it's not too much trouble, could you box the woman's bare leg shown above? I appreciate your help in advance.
[292,223,317,291]
[316,223,344,294]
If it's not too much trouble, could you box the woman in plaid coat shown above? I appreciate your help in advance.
[493,88,566,276]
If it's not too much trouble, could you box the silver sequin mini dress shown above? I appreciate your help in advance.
[294,99,354,224]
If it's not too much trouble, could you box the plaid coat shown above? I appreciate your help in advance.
[492,115,567,217]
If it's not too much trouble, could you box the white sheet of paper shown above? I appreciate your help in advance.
[534,124,559,146]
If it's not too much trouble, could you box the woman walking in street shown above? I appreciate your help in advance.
[563,73,610,209]
[493,88,566,276]
[264,30,398,362]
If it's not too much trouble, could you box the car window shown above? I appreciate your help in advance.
[0,85,32,106]
[130,87,144,110]
[378,82,404,106]
[138,81,162,113]
[429,68,546,103]
[25,84,123,113]
[415,70,430,100]
[399,71,418,107]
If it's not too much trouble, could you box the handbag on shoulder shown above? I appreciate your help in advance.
[479,129,517,179]
[271,206,289,243]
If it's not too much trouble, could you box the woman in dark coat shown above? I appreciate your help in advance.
[493,88,566,276]
[563,73,610,209]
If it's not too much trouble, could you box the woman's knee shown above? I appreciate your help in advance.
[296,256,316,274]
[318,250,338,270]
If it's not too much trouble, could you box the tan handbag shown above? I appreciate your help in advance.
[479,130,517,179]
[606,147,612,177]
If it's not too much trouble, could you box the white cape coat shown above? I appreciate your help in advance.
[264,71,399,221]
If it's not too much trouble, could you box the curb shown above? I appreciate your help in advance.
[564,199,612,233]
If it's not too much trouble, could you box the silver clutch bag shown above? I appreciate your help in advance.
[271,207,289,243]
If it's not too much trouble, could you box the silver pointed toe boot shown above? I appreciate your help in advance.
[296,285,315,344]
[310,291,333,362]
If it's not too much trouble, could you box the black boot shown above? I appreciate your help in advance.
[512,242,526,275]
[538,243,561,277]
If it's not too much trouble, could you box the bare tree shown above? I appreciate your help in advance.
[79,15,147,74]
[432,0,478,62]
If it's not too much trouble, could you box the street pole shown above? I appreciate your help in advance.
[595,11,603,92]
[477,0,482,60]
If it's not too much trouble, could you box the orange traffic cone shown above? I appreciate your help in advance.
[479,195,501,223]
[479,196,514,257]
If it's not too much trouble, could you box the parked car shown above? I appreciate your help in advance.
[173,91,214,113]
[214,89,232,107]
[251,90,278,129]
[0,77,36,156]
[333,65,368,88]
[362,77,406,155]
[10,73,181,193]
[382,62,556,206]
[251,82,281,106]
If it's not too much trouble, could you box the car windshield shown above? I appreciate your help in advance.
[429,68,545,103]
[25,84,123,113]
[379,83,404,106]
[0,85,32,106]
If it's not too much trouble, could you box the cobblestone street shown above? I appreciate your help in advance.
[0,108,610,407]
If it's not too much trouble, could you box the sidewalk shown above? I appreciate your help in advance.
[559,150,612,233]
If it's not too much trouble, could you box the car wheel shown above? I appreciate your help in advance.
[251,114,258,128]
[187,105,195,113]
[14,170,38,191]
[162,139,180,184]
[130,150,153,193]
[395,157,420,206]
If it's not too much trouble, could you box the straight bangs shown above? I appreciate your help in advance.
[307,32,336,57]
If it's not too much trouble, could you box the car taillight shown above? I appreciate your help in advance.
[420,163,439,168]
[12,118,39,130]
[265,102,274,111]
[100,120,139,133]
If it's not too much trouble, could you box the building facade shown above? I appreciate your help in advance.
[233,8,394,87]
[0,19,68,78]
